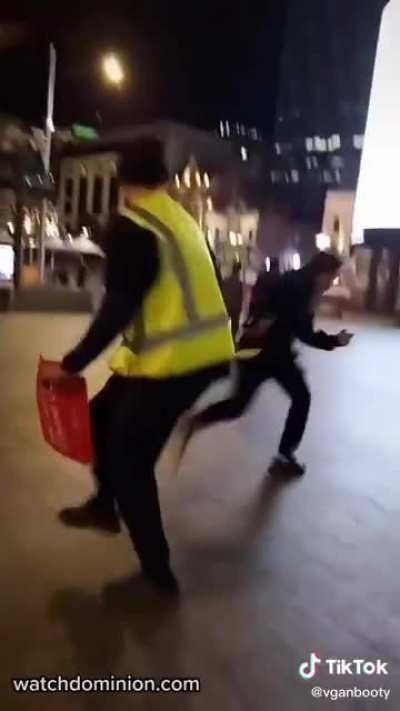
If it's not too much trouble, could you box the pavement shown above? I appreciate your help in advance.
[1,313,400,710]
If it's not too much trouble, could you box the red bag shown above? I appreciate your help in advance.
[37,357,93,464]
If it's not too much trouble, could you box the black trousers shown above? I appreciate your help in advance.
[89,365,228,573]
[195,354,311,458]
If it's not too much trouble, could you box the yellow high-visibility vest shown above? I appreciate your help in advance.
[109,190,234,378]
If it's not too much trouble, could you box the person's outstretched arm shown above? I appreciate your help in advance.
[61,216,159,374]
[293,312,352,351]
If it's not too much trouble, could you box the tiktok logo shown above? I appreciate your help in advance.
[299,653,322,680]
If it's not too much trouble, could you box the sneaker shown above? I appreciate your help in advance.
[58,496,121,534]
[269,454,306,478]
[142,564,180,596]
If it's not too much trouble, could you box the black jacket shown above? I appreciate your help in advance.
[62,216,159,374]
[239,266,339,359]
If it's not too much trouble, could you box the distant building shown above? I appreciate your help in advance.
[270,0,386,215]
[58,121,235,233]
[276,0,386,146]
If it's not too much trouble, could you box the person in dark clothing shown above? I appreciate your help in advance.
[40,137,233,594]
[184,252,353,477]
[221,261,243,341]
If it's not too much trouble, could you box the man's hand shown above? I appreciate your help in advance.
[336,329,354,347]
[39,361,74,386]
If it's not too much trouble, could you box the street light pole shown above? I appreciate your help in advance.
[39,42,56,282]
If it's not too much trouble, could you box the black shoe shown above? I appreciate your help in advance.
[269,455,306,478]
[58,496,121,534]
[143,565,180,596]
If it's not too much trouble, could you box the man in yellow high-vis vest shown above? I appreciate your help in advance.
[42,138,234,594]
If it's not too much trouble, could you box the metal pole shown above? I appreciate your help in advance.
[12,153,25,290]
[39,43,56,282]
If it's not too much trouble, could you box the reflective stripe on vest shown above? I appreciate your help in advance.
[120,203,230,355]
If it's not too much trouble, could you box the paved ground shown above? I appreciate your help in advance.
[1,313,400,710]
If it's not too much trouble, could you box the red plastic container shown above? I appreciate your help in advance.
[37,357,93,464]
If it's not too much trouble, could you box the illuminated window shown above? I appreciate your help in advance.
[316,233,331,250]
[265,257,271,272]
[353,134,364,150]
[0,245,14,281]
[241,146,248,162]
[175,174,181,189]
[23,214,33,235]
[275,142,281,155]
[293,253,301,271]
[291,170,299,183]
[225,121,230,137]
[203,173,210,189]
[315,136,327,152]
[206,197,213,211]
[305,137,313,152]
[229,231,237,246]
[183,166,191,189]
[195,171,202,187]
[219,121,225,138]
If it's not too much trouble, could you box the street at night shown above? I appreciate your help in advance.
[1,0,399,707]
[1,313,399,709]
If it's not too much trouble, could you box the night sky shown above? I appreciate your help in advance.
[0,0,287,134]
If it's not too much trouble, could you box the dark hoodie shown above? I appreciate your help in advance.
[239,265,340,360]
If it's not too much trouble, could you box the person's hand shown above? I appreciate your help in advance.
[336,330,354,347]
[40,361,74,386]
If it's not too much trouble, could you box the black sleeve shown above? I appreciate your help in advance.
[293,312,339,351]
[62,216,159,373]
[206,240,223,290]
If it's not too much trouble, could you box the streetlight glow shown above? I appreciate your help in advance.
[103,53,124,85]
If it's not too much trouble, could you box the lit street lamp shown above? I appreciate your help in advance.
[102,53,124,86]
[37,48,124,282]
